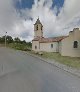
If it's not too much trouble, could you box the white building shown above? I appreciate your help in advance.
[32,18,80,57]
[61,28,80,57]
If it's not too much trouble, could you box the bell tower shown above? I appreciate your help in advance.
[34,18,43,38]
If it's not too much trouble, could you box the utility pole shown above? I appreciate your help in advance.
[5,32,7,47]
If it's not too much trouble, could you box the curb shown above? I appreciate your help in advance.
[25,51,80,78]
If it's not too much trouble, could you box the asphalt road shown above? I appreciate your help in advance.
[0,47,80,92]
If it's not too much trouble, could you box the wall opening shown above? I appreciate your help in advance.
[73,41,78,48]
[51,44,53,48]
[35,46,37,49]
[36,25,38,30]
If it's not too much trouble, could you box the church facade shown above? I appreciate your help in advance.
[60,28,80,57]
[32,18,80,57]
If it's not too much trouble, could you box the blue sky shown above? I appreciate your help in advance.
[52,0,64,15]
[15,0,64,15]
[15,0,34,9]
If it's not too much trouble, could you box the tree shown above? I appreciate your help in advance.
[26,42,32,47]
[14,37,21,43]
[0,36,5,43]
[0,35,13,44]
[6,36,13,43]
[20,40,26,44]
[0,37,2,43]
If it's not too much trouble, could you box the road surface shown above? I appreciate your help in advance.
[0,47,80,92]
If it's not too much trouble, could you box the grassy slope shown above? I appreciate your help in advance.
[29,51,80,69]
[8,43,31,51]
[41,52,80,69]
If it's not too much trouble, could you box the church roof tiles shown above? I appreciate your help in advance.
[32,36,68,43]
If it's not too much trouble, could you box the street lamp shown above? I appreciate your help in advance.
[5,32,7,47]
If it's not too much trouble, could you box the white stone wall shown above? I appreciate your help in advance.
[39,42,59,52]
[58,41,62,53]
[61,28,80,57]
[34,24,43,38]
[32,41,59,52]
[32,41,40,51]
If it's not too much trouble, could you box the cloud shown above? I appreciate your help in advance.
[57,0,80,32]
[16,0,80,37]
[0,0,80,42]
[0,0,20,35]
[0,0,34,42]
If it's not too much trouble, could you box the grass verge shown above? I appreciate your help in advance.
[28,51,80,69]
[8,43,31,51]
[0,43,31,51]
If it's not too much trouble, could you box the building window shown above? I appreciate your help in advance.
[51,44,53,48]
[73,41,78,48]
[35,46,37,49]
[41,26,43,30]
[36,25,38,30]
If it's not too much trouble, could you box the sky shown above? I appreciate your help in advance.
[0,0,80,42]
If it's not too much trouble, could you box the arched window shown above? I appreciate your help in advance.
[51,44,53,48]
[36,25,38,30]
[41,26,43,30]
[35,46,37,49]
[73,41,78,48]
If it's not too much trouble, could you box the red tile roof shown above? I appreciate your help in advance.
[32,36,68,43]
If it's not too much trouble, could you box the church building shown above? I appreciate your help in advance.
[32,18,80,57]
[61,28,80,57]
